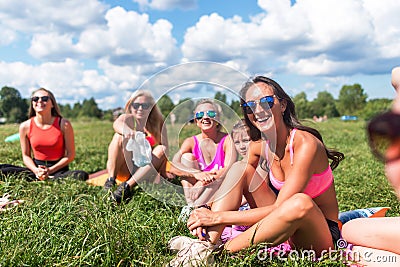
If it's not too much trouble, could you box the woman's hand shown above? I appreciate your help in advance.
[187,207,218,229]
[187,207,219,240]
[193,171,216,185]
[36,165,49,180]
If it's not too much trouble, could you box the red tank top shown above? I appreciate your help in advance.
[29,117,65,161]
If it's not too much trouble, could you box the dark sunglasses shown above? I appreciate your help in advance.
[195,110,217,120]
[31,96,50,102]
[367,111,400,162]
[132,102,151,110]
[241,95,278,114]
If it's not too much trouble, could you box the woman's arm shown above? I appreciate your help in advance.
[19,120,39,173]
[47,118,75,175]
[113,114,136,137]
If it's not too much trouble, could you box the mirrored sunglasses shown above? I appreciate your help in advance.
[367,111,400,162]
[195,110,217,120]
[31,96,49,102]
[132,102,151,110]
[241,95,278,114]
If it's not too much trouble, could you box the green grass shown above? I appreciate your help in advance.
[0,118,399,266]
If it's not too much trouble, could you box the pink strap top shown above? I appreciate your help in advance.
[192,135,227,172]
[268,129,334,198]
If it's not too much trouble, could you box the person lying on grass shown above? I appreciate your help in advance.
[167,76,344,266]
[341,67,400,267]
[0,88,88,181]
[104,89,172,204]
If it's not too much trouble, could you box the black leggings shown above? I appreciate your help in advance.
[326,219,341,246]
[0,159,88,181]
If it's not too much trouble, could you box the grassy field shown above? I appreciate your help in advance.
[0,118,399,266]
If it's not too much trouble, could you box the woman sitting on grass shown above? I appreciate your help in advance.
[169,99,237,210]
[105,89,171,204]
[341,67,400,267]
[167,76,344,266]
[0,88,88,181]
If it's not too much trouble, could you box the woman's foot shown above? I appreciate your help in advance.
[103,177,116,191]
[111,182,132,204]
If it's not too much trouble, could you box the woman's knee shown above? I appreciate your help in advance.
[279,193,315,221]
[181,153,198,168]
[152,145,167,158]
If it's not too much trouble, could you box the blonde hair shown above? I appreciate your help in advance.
[125,90,164,144]
[231,119,250,137]
[29,88,62,118]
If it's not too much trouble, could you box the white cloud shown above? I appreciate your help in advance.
[0,0,106,34]
[28,7,180,67]
[182,0,400,77]
[133,0,197,10]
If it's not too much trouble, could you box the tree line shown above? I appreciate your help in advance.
[0,84,392,124]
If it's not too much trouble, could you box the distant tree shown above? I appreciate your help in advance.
[102,109,114,121]
[59,103,74,118]
[293,92,312,119]
[157,94,175,118]
[174,98,195,123]
[230,99,242,118]
[337,84,368,116]
[72,102,82,118]
[310,91,339,118]
[214,92,227,105]
[0,86,28,123]
[362,98,392,120]
[79,98,102,118]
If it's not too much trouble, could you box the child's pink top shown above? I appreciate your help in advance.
[192,135,227,171]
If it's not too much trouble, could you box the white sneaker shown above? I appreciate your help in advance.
[178,205,193,222]
[167,239,223,267]
[168,236,196,252]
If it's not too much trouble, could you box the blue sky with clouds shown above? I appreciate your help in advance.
[0,0,399,110]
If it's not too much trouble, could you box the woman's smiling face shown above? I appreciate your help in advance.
[245,82,280,133]
[194,102,219,131]
[32,90,53,114]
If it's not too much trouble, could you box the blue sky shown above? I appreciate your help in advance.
[0,0,399,110]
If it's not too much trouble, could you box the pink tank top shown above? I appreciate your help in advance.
[268,129,333,198]
[192,135,227,172]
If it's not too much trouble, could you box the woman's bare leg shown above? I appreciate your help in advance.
[106,133,132,179]
[178,153,202,205]
[342,217,400,255]
[126,145,168,187]
[206,162,276,244]
[225,193,333,256]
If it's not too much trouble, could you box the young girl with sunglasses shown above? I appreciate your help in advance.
[105,89,172,204]
[0,88,88,181]
[341,67,400,266]
[169,99,237,210]
[167,77,344,266]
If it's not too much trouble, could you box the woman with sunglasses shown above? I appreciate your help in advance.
[0,88,88,181]
[341,67,400,266]
[169,99,237,210]
[105,89,171,204]
[167,77,344,266]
